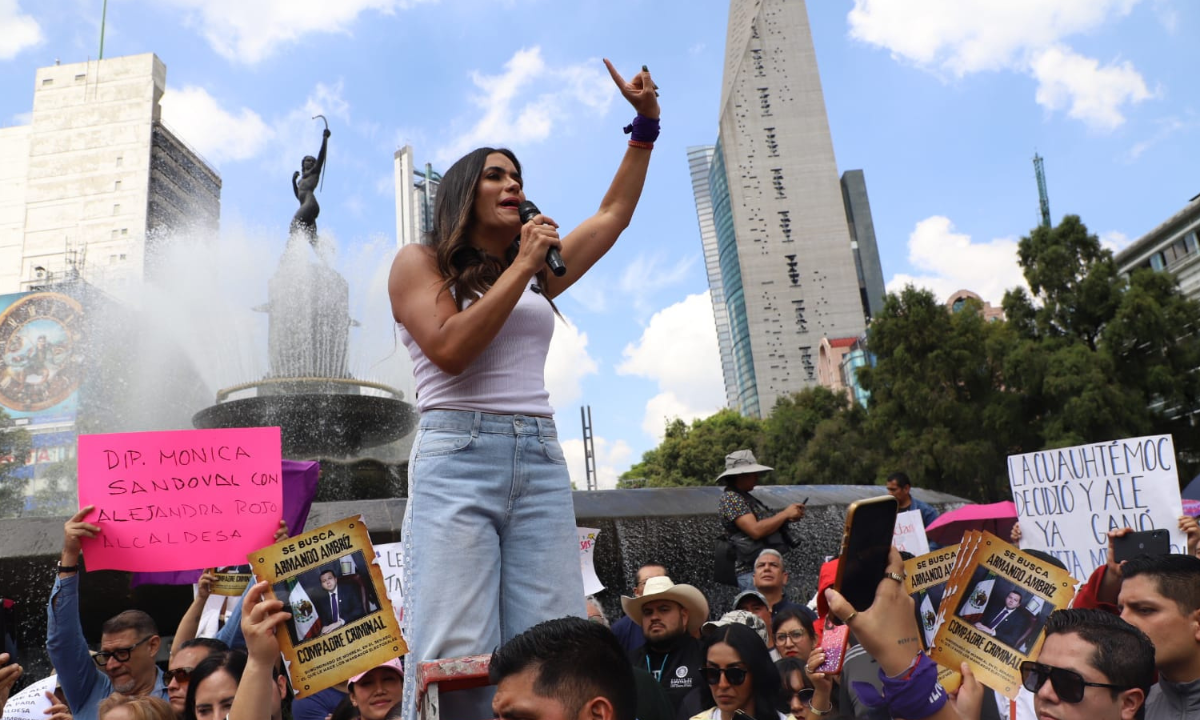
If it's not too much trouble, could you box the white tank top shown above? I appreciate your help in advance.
[399,282,555,416]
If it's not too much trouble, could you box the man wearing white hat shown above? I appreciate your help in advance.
[623,577,710,714]
[716,449,806,590]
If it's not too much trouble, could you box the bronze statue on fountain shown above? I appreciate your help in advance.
[193,120,416,469]
[290,117,330,247]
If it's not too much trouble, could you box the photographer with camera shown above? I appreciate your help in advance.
[715,450,806,591]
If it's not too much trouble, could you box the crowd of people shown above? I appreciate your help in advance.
[1,450,1197,720]
[3,52,1200,720]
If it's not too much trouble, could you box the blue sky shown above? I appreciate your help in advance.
[2,0,1198,489]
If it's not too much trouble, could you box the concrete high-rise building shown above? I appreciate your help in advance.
[393,145,442,247]
[0,53,220,294]
[698,0,883,417]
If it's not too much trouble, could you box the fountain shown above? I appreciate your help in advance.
[192,124,415,465]
[0,123,972,682]
[191,249,416,458]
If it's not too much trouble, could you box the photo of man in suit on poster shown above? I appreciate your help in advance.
[317,564,366,633]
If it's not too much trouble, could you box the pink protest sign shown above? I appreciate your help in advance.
[77,427,284,572]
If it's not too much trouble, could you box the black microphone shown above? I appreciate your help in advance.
[518,200,566,277]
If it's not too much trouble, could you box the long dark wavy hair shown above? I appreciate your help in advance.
[184,651,246,720]
[698,623,781,720]
[427,147,556,313]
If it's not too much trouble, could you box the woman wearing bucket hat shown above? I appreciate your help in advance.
[717,450,806,590]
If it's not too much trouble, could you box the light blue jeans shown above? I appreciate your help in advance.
[400,410,586,720]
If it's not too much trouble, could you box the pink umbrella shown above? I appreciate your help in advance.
[924,501,1018,546]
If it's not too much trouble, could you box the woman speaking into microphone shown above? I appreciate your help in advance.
[387,59,659,719]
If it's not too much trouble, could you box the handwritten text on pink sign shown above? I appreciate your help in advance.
[78,427,284,572]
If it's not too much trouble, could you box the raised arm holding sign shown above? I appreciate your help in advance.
[1007,434,1187,580]
[76,427,284,572]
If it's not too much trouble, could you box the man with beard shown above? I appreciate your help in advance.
[48,507,170,720]
[622,577,709,713]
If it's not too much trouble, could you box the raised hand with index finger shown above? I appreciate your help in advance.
[603,60,659,119]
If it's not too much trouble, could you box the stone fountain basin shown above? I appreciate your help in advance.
[192,394,417,458]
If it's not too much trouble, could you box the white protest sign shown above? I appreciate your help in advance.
[372,529,603,622]
[1,675,57,720]
[1008,434,1187,580]
[893,510,930,555]
[374,541,405,628]
[578,527,604,596]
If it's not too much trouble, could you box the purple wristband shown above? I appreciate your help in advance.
[623,114,660,143]
[850,653,948,720]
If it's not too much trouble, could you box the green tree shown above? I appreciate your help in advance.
[1004,216,1200,467]
[858,286,1022,501]
[793,400,881,486]
[620,409,764,487]
[760,386,862,484]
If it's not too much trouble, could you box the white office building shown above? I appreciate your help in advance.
[0,53,220,294]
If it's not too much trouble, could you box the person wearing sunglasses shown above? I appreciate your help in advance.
[692,623,785,720]
[774,657,835,720]
[166,639,228,714]
[1021,609,1154,720]
[48,508,172,720]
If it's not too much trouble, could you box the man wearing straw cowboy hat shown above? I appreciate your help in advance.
[623,576,709,714]
[717,449,807,590]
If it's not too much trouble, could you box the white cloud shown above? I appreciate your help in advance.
[154,0,435,64]
[1030,46,1153,131]
[545,318,599,411]
[846,0,1151,130]
[0,0,42,60]
[885,216,1026,305]
[617,292,725,441]
[1100,230,1132,253]
[160,86,274,164]
[265,81,353,178]
[562,436,633,491]
[436,47,616,163]
[618,253,696,315]
[1126,114,1194,161]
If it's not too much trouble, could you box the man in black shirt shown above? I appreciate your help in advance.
[622,577,709,713]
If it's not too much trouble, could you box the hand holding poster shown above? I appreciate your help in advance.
[929,531,1077,699]
[77,427,284,572]
[248,516,406,698]
[0,675,57,720]
[1008,434,1187,580]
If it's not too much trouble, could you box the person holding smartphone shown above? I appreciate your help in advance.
[717,451,806,590]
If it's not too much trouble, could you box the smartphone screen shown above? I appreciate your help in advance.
[835,496,899,619]
[816,623,849,674]
[1112,529,1171,563]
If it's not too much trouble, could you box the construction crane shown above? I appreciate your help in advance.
[1033,153,1051,229]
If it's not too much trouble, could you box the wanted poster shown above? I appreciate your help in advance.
[209,565,254,596]
[930,532,1076,699]
[904,544,958,650]
[248,516,406,698]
